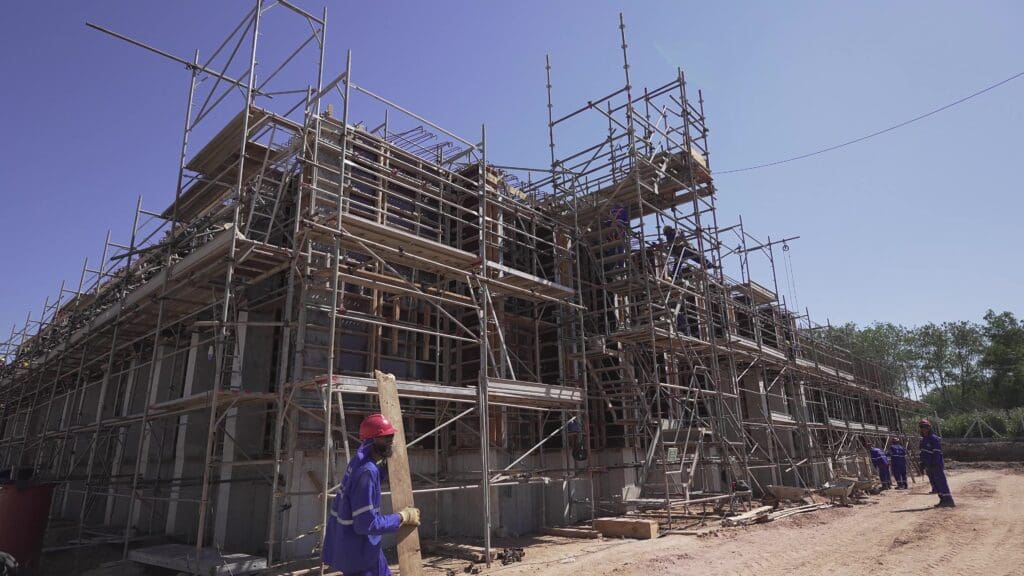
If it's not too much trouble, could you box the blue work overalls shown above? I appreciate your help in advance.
[868,447,891,487]
[886,443,908,488]
[920,433,954,505]
[323,440,401,575]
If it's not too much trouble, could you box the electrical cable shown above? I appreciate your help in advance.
[717,68,1024,174]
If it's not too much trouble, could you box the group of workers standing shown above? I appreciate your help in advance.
[861,418,955,507]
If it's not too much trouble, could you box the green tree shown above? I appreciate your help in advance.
[817,322,913,395]
[912,323,952,406]
[944,320,985,403]
[980,310,1024,409]
[809,312,1024,415]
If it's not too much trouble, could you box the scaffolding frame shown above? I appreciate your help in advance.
[526,13,918,519]
[0,5,921,574]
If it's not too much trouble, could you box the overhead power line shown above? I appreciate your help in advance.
[717,68,1024,175]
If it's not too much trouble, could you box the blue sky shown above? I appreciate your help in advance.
[1,1,1021,340]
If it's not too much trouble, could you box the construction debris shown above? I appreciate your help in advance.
[421,542,496,564]
[768,503,832,521]
[498,547,525,565]
[721,506,775,527]
[842,477,882,497]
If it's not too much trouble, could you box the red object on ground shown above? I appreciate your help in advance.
[0,483,55,570]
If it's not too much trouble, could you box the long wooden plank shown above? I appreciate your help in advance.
[326,374,582,408]
[375,370,424,576]
[768,503,831,521]
[541,527,601,539]
[487,377,583,406]
[721,505,774,527]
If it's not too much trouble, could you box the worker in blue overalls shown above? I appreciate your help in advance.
[861,437,892,490]
[323,414,421,575]
[886,437,909,489]
[919,418,955,507]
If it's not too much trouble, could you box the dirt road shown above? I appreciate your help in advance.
[466,466,1024,576]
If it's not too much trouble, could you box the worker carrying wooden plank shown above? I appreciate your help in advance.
[322,412,421,576]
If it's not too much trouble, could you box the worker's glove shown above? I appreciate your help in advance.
[398,507,421,527]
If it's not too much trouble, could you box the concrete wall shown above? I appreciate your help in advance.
[220,313,276,552]
[278,446,589,560]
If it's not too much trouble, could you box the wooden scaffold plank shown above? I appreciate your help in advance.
[375,370,424,576]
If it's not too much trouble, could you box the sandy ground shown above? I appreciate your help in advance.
[435,466,1024,576]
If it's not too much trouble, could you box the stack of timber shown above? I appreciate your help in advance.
[592,517,660,539]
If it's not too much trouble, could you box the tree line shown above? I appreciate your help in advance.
[818,310,1024,416]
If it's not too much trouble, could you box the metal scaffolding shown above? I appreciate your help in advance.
[0,4,919,574]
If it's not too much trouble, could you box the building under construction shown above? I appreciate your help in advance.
[0,3,916,571]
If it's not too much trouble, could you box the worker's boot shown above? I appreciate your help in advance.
[936,496,956,508]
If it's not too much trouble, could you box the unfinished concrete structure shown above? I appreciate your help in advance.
[0,3,914,570]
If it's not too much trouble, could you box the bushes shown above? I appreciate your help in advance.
[1009,407,1024,437]
[982,410,1010,436]
[939,413,972,438]
[928,408,1024,438]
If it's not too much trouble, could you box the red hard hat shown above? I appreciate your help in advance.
[919,418,932,427]
[360,414,397,441]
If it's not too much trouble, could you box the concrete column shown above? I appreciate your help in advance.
[213,311,247,548]
[60,373,94,517]
[105,358,138,525]
[796,382,822,485]
[131,346,167,528]
[756,373,782,486]
[50,392,72,475]
[166,332,201,534]
[77,370,114,529]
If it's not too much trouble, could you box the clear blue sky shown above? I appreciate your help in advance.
[1,1,1021,340]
